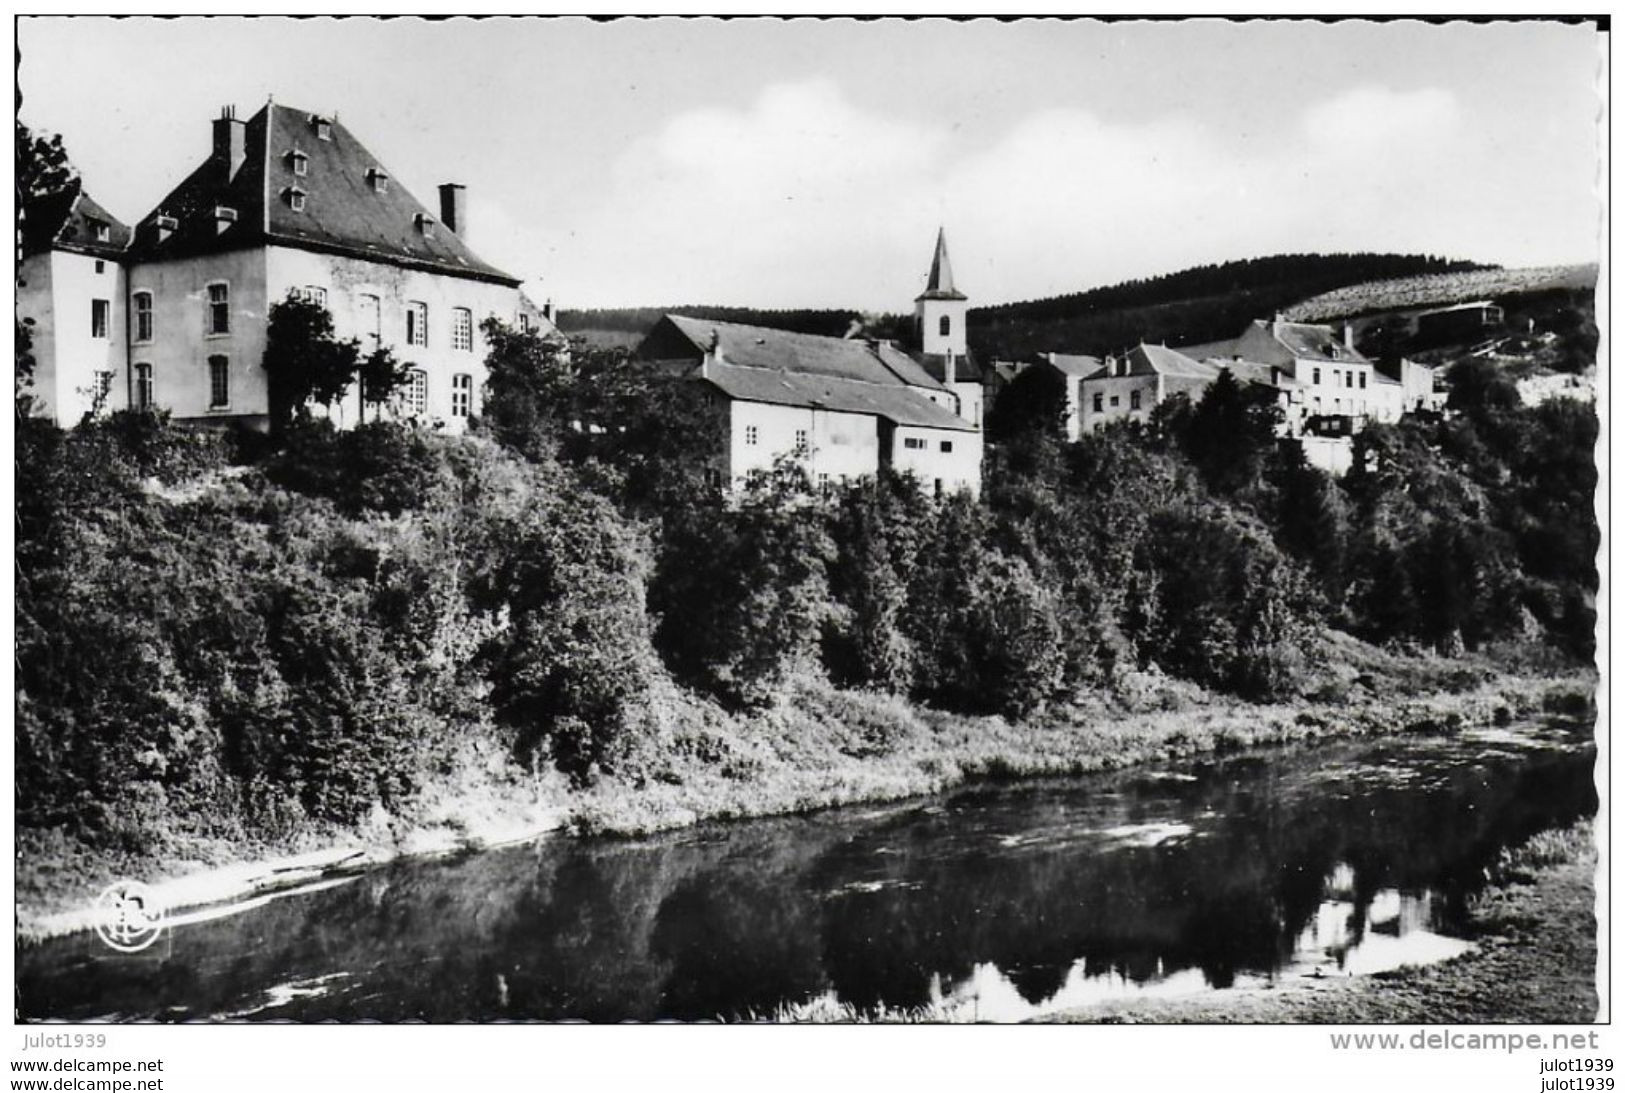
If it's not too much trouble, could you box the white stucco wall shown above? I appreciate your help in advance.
[18,250,127,424]
[950,379,984,429]
[728,400,881,486]
[889,424,982,497]
[1294,358,1380,421]
[916,298,968,357]
[127,248,270,425]
[1079,373,1159,433]
[723,399,981,497]
[265,247,519,433]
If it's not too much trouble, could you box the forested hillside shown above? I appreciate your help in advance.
[559,253,1487,359]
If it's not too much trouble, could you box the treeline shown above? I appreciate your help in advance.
[14,327,1594,861]
[557,305,913,342]
[966,253,1490,360]
[556,253,1488,362]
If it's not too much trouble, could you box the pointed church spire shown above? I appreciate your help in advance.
[916,226,967,301]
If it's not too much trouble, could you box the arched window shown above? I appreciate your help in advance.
[939,314,951,338]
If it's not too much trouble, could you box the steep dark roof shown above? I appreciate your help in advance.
[1264,320,1371,364]
[641,315,972,432]
[130,102,518,285]
[22,182,132,259]
[915,226,967,302]
[659,315,949,393]
[1083,344,1216,382]
[700,360,977,432]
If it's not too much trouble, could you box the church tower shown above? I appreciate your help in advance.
[914,227,968,357]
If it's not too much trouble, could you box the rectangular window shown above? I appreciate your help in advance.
[940,440,954,452]
[794,429,809,454]
[1109,395,1120,408]
[452,307,473,352]
[518,313,532,334]
[903,437,925,450]
[207,283,230,335]
[1092,392,1103,413]
[133,292,153,342]
[405,369,428,415]
[745,424,759,446]
[1313,367,1322,385]
[452,373,472,417]
[208,355,229,408]
[406,301,428,347]
[134,363,154,410]
[1345,371,1354,389]
[300,286,328,308]
[1130,390,1142,410]
[90,299,110,339]
[1358,372,1367,389]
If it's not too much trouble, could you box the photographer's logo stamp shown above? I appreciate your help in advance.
[93,880,166,953]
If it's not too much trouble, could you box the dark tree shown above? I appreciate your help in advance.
[263,293,363,430]
[985,362,1067,443]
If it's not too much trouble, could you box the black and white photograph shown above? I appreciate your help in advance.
[8,11,1608,1087]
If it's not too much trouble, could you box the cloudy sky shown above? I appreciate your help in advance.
[18,17,1603,311]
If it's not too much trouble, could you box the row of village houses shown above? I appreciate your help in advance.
[20,99,1446,496]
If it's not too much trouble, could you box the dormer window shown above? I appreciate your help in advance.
[283,187,307,213]
[288,150,308,177]
[153,214,178,243]
[414,212,435,238]
[214,205,238,234]
[366,167,389,194]
[310,115,332,141]
[89,218,111,243]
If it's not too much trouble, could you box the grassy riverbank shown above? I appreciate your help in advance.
[15,633,1594,940]
[1041,819,1599,1024]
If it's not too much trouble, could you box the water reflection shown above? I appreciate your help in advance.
[16,719,1595,1022]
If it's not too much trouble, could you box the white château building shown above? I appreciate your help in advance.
[18,100,557,432]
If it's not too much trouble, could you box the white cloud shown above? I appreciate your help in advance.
[1301,85,1460,152]
[562,79,950,307]
[557,78,1528,311]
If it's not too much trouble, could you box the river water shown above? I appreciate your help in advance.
[17,718,1596,1022]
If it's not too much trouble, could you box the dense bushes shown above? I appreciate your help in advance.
[15,412,661,851]
[15,321,1597,858]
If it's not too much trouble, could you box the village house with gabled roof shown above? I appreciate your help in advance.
[634,232,988,498]
[1178,316,1440,434]
[636,312,983,497]
[1038,315,1441,474]
[18,100,558,431]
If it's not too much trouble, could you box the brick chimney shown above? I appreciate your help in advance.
[438,183,467,237]
[212,105,247,181]
[1343,323,1356,351]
